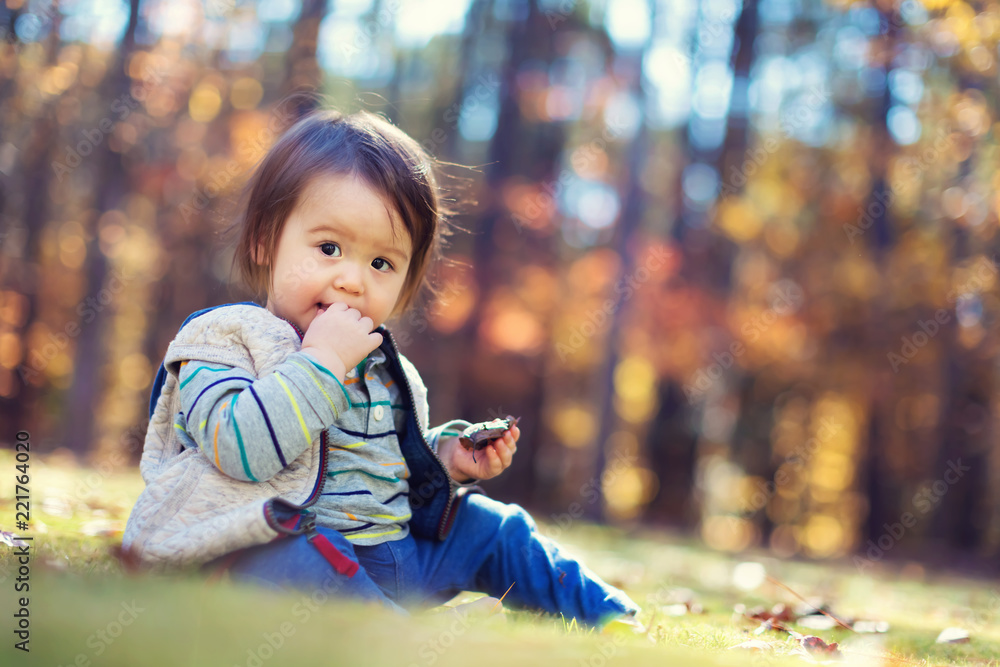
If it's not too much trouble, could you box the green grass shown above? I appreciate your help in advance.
[1,448,998,667]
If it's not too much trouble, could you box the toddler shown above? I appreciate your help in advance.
[123,109,640,628]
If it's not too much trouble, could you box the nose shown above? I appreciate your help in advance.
[333,260,364,296]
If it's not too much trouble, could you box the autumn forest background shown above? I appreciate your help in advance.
[0,0,998,574]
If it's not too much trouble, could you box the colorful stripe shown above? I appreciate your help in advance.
[189,376,252,415]
[212,401,228,469]
[248,384,286,468]
[329,441,368,450]
[230,394,257,481]
[180,364,239,390]
[289,359,340,417]
[302,356,351,405]
[327,469,400,483]
[337,427,397,439]
[273,372,311,448]
[345,528,401,541]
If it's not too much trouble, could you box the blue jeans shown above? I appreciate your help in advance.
[220,493,639,627]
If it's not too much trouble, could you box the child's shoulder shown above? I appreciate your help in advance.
[175,303,284,339]
[165,303,298,372]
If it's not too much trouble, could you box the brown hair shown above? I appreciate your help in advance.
[231,108,452,315]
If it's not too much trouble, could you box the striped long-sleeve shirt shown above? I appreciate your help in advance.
[176,346,423,545]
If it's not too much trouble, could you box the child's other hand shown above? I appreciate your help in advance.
[441,424,520,483]
[300,303,382,380]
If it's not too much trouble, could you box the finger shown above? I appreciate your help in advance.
[495,441,512,468]
[368,331,384,350]
[503,441,514,466]
[329,302,349,311]
[488,445,502,474]
[359,316,375,332]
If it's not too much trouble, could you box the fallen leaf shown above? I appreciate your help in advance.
[663,603,689,616]
[936,627,970,644]
[79,519,123,537]
[852,620,889,633]
[755,618,792,635]
[730,639,774,652]
[733,561,767,591]
[798,614,840,631]
[0,529,30,547]
[800,635,841,655]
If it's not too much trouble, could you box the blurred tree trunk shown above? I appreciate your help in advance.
[62,0,141,454]
[1,6,64,435]
[859,4,900,557]
[927,84,992,563]
[284,0,330,118]
[664,0,760,528]
[587,7,653,521]
[460,0,542,503]
[453,0,579,508]
[719,0,765,530]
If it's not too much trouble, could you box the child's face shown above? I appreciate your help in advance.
[264,172,412,335]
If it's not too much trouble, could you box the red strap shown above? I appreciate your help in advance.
[309,533,360,577]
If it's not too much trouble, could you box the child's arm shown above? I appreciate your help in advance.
[176,351,353,481]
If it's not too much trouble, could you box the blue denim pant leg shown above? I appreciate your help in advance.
[389,493,640,627]
[223,525,407,616]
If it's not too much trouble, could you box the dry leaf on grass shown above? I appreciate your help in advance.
[936,627,970,644]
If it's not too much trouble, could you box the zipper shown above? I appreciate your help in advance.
[381,328,458,540]
[261,319,453,539]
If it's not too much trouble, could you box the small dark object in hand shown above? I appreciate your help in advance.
[459,415,519,462]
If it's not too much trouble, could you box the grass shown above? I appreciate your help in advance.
[1,448,998,667]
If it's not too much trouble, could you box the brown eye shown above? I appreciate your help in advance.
[320,243,340,257]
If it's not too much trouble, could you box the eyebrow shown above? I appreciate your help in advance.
[306,223,410,263]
